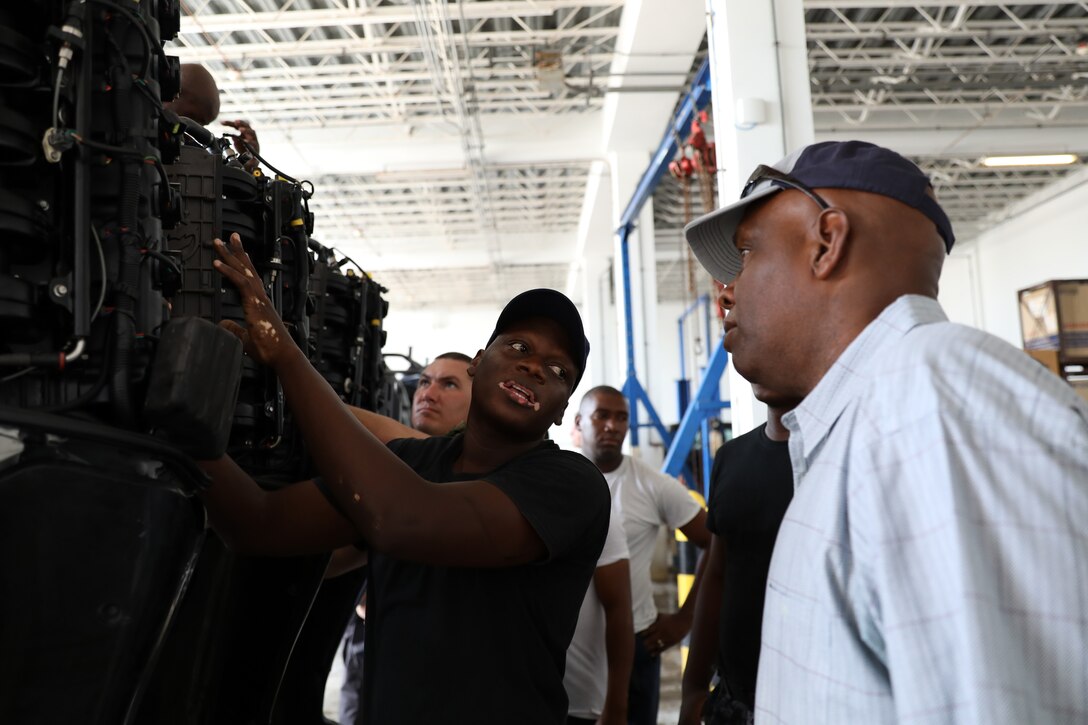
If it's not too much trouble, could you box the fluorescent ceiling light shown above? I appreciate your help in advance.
[980,154,1079,168]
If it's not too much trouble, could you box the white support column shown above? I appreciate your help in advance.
[582,254,618,388]
[706,0,813,436]
[627,187,658,442]
[637,197,658,411]
[569,160,617,397]
[609,150,653,395]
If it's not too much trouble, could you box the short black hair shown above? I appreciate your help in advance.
[579,385,625,412]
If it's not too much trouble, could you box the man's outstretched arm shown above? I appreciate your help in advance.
[198,456,357,555]
[206,233,548,568]
[345,405,424,444]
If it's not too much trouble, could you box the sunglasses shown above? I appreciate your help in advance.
[743,165,830,210]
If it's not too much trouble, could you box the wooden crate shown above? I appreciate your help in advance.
[1018,279,1088,360]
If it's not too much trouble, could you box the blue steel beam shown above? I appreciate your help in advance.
[619,227,670,447]
[662,337,730,498]
[622,375,671,445]
[619,226,673,448]
[616,58,712,447]
[676,293,712,488]
[617,59,712,231]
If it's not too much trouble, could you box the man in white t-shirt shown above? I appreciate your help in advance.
[564,498,633,724]
[575,386,711,725]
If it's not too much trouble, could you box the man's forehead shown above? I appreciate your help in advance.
[587,391,628,413]
[421,371,463,381]
[734,220,759,247]
[734,195,780,243]
[424,358,470,378]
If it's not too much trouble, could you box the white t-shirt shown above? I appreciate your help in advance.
[605,455,701,632]
[564,500,629,719]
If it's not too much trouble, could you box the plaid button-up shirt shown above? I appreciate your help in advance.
[756,295,1088,724]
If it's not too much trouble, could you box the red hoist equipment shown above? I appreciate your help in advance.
[668,111,724,321]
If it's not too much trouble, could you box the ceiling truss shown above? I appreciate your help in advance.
[170,2,1088,307]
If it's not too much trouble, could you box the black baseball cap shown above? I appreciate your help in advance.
[487,288,590,389]
[684,140,955,282]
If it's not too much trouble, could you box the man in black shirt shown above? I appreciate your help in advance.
[201,234,611,724]
[679,385,797,725]
[336,350,473,725]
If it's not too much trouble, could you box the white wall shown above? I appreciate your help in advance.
[649,299,728,426]
[650,300,686,424]
[936,251,981,329]
[939,169,1088,344]
[383,305,499,366]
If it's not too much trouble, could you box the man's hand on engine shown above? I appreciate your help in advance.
[223,119,260,172]
[212,232,292,367]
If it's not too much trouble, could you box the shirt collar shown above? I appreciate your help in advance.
[783,295,948,469]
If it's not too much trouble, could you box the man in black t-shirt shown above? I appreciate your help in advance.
[200,239,611,725]
[361,434,606,723]
[679,386,797,725]
[336,351,474,725]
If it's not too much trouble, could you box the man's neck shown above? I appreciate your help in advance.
[455,422,542,474]
[588,451,623,474]
[764,406,794,442]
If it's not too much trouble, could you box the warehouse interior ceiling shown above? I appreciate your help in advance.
[169,1,1088,309]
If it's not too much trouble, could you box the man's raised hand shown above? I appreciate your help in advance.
[212,232,292,367]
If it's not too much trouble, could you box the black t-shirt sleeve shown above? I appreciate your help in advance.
[483,446,610,563]
[386,436,428,461]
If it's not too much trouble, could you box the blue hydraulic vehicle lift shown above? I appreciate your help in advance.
[671,294,730,499]
[614,58,730,497]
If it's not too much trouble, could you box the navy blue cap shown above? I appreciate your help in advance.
[684,140,955,282]
[487,288,590,389]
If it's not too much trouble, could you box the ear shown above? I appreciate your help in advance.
[810,208,850,280]
[574,412,582,428]
[466,349,483,378]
